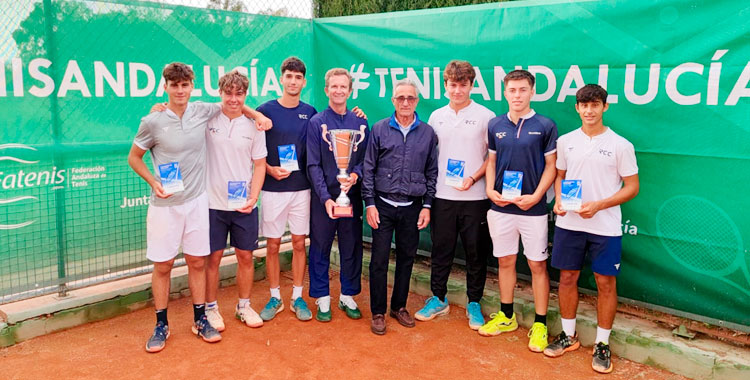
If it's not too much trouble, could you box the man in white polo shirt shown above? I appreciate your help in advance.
[415,60,494,330]
[544,84,639,374]
[203,70,267,331]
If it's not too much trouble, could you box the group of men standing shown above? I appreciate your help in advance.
[129,57,638,375]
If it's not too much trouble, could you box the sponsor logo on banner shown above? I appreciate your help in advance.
[0,143,108,230]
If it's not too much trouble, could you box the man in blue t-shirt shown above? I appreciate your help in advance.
[479,70,558,354]
[306,68,369,322]
[255,57,317,322]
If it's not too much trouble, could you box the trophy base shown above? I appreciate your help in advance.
[332,205,354,218]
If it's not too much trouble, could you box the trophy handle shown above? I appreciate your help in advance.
[321,124,333,151]
[352,125,367,152]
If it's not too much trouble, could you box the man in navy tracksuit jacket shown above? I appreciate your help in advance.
[306,68,370,322]
[362,80,438,335]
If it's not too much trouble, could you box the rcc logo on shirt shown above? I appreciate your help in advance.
[464,120,477,125]
[495,132,507,139]
[298,114,308,120]
[599,148,613,157]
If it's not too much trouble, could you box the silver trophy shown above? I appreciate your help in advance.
[321,123,367,217]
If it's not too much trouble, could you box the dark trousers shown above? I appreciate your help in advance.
[308,194,364,298]
[369,197,422,315]
[429,198,491,303]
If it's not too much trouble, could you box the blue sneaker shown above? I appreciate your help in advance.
[466,302,484,330]
[260,297,284,321]
[145,321,169,353]
[192,315,222,343]
[290,297,313,321]
[414,296,450,321]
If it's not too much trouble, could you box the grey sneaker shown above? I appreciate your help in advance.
[145,321,169,353]
[192,315,222,343]
[592,342,613,373]
[260,297,284,321]
[291,297,313,321]
[543,330,580,357]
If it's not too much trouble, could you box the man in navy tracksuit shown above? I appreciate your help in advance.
[363,79,438,335]
[306,68,370,322]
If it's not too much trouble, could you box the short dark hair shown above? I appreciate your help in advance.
[503,69,535,87]
[162,62,194,83]
[281,56,306,76]
[443,60,475,84]
[576,84,608,104]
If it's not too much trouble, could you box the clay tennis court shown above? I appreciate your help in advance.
[0,271,686,380]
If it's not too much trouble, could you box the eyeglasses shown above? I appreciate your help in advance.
[393,96,418,104]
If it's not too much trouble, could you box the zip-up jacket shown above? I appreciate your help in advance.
[306,106,370,205]
[362,112,438,208]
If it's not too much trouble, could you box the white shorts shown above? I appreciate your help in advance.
[260,190,311,238]
[486,210,549,261]
[146,192,210,262]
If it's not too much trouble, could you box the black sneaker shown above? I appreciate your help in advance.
[592,342,613,374]
[543,330,580,357]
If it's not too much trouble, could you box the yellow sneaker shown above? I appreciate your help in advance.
[478,312,518,336]
[527,322,549,352]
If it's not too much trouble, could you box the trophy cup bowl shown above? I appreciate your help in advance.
[322,124,367,217]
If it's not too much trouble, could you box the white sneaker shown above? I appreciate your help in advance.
[206,306,225,332]
[316,295,331,313]
[235,304,263,328]
[339,294,358,310]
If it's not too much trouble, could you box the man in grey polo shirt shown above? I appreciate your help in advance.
[128,62,270,353]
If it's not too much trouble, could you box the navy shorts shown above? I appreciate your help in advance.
[209,208,259,252]
[551,226,622,276]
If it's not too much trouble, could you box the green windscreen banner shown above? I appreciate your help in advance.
[2,0,749,329]
[313,0,750,328]
[0,0,312,300]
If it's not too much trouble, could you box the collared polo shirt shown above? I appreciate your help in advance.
[205,113,267,211]
[487,110,558,216]
[555,127,638,236]
[134,101,222,206]
[428,100,495,201]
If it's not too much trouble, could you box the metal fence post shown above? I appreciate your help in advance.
[42,0,68,296]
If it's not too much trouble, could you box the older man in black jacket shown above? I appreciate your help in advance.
[362,79,439,335]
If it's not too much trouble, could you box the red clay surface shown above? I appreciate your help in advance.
[1,272,687,380]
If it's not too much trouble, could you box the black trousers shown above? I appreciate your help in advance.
[369,197,422,315]
[429,198,491,303]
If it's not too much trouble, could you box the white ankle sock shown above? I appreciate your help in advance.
[238,298,250,308]
[561,317,577,337]
[270,287,281,299]
[595,326,611,345]
[339,294,357,309]
[316,296,331,312]
[205,300,218,309]
[292,286,303,300]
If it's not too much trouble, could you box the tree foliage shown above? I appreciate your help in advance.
[207,0,247,13]
[314,0,506,17]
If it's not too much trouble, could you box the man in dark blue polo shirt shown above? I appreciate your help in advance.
[363,79,438,335]
[306,68,370,322]
[479,70,558,354]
